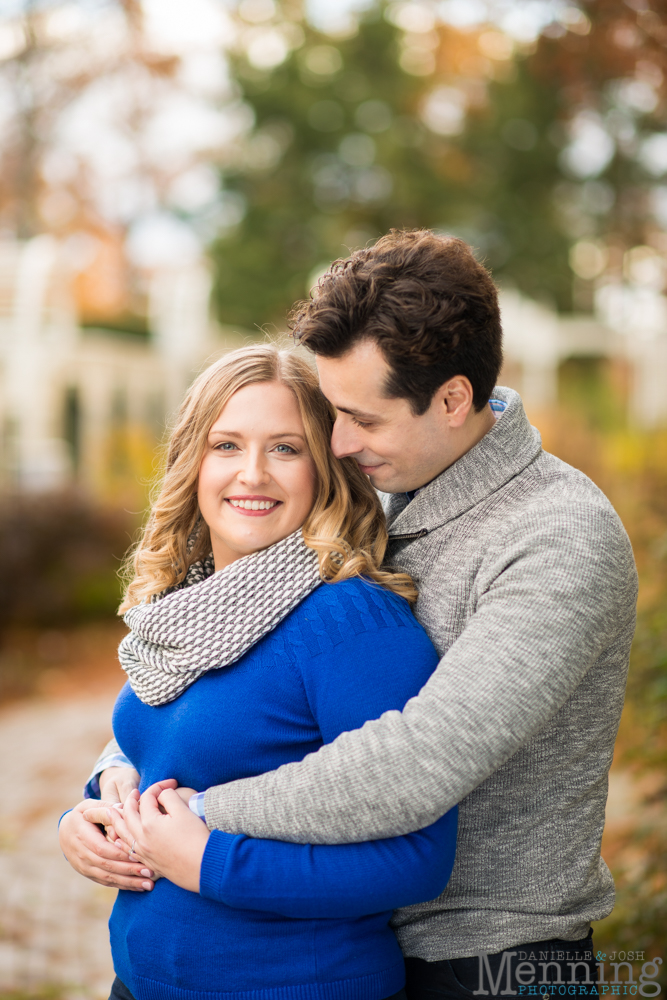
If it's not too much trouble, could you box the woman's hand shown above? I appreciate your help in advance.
[84,779,189,852]
[59,800,155,891]
[82,766,142,844]
[108,784,210,893]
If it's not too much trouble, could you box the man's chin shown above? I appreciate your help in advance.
[362,466,403,493]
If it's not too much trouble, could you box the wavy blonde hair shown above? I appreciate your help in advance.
[119,344,416,612]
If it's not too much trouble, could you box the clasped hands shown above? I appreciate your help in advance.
[59,766,210,895]
[85,780,211,894]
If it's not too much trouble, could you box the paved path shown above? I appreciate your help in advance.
[0,689,119,999]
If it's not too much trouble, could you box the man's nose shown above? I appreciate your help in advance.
[331,416,362,459]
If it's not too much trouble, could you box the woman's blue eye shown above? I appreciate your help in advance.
[275,444,295,454]
[218,442,238,451]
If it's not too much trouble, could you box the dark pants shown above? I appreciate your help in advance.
[405,931,597,1000]
[110,976,407,1000]
[109,979,135,1000]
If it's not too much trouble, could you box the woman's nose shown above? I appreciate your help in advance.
[238,449,270,485]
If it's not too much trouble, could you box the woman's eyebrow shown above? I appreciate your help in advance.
[209,429,305,439]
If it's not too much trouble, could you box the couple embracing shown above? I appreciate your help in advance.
[59,230,637,1000]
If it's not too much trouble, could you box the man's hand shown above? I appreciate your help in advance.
[59,800,155,891]
[99,766,140,805]
[175,785,197,806]
[108,785,210,894]
[85,766,141,843]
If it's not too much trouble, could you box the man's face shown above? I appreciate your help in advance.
[316,340,464,494]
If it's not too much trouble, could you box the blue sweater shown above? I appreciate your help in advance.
[109,578,458,1000]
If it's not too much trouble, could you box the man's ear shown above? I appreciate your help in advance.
[436,376,474,427]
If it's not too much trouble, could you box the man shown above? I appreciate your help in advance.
[64,231,637,997]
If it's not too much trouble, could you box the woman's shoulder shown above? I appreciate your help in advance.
[294,575,426,639]
[285,578,440,718]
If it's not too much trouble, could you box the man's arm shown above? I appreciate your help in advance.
[204,506,637,844]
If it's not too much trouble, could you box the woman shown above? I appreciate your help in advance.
[60,344,457,1000]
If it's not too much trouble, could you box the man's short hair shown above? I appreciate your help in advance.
[290,229,503,415]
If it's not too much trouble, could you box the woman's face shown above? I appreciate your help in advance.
[198,380,317,571]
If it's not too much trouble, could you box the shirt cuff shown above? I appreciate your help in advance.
[83,751,135,800]
[189,791,207,821]
[199,830,237,901]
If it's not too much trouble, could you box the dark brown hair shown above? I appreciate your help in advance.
[290,229,503,414]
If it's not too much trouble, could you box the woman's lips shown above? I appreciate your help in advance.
[225,497,282,517]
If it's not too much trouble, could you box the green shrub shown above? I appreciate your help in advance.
[0,493,138,636]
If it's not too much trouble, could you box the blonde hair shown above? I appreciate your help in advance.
[119,344,417,612]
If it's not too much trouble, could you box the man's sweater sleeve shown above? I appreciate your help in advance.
[83,739,134,799]
[199,609,457,917]
[203,505,638,844]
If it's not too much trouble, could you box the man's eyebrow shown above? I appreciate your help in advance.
[334,405,381,421]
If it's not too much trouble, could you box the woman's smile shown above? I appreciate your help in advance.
[225,494,283,515]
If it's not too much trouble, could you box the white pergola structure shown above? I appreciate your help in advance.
[499,287,667,428]
[0,237,244,494]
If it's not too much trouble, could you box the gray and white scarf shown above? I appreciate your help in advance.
[119,529,322,707]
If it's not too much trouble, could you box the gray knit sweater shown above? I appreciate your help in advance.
[200,387,638,959]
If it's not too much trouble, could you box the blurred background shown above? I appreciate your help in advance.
[0,0,665,995]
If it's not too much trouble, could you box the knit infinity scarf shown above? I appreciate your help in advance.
[118,528,322,707]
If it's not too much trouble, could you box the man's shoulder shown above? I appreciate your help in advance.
[451,452,636,601]
[422,448,633,571]
[409,451,637,627]
[505,449,622,526]
[395,449,625,538]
